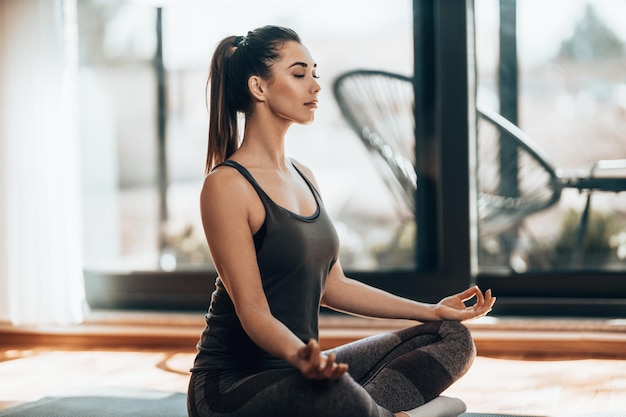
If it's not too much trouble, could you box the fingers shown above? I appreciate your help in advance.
[298,340,348,380]
[472,288,496,317]
[320,352,349,379]
[485,288,496,310]
[475,286,485,306]
[458,286,479,302]
[480,288,495,308]
[461,287,496,320]
[306,339,321,370]
[463,285,494,309]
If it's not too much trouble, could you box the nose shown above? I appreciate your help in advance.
[312,78,321,93]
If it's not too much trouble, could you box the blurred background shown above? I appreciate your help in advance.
[2,0,625,319]
[77,0,626,275]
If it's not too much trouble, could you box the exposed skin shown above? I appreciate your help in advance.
[200,40,496,415]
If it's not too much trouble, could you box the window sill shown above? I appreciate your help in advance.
[1,311,625,359]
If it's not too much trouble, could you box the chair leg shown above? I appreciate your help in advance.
[571,191,592,268]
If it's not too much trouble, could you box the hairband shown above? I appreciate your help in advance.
[234,31,254,48]
[234,35,246,48]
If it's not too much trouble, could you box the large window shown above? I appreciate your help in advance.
[78,0,415,277]
[474,0,626,274]
[79,0,626,315]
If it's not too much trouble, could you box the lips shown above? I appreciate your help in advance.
[304,101,318,108]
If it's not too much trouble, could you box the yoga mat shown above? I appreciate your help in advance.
[462,413,626,417]
[1,389,624,417]
[462,415,544,417]
[0,386,187,417]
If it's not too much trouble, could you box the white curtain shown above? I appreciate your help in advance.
[0,0,86,325]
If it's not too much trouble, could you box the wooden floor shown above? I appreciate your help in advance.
[1,314,626,416]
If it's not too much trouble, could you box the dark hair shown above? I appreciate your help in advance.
[205,25,301,173]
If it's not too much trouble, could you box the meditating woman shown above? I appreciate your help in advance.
[187,25,496,417]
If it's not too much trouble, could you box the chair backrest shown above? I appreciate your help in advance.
[331,69,562,239]
[333,70,417,212]
[476,105,562,236]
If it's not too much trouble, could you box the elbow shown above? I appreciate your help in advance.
[235,303,273,334]
[320,289,339,309]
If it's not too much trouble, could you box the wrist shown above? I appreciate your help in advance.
[428,303,441,321]
[287,340,309,369]
[409,301,439,322]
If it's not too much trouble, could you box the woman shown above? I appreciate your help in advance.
[188,25,495,417]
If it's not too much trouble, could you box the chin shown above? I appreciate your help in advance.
[294,116,315,125]
[304,114,316,124]
[281,112,315,125]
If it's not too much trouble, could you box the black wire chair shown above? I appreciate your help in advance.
[333,69,417,215]
[476,106,562,238]
[477,106,626,267]
[333,68,626,268]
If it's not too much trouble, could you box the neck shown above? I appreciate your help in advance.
[239,110,292,169]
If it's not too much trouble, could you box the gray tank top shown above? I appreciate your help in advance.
[192,160,340,371]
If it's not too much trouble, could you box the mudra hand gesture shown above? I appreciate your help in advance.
[434,286,495,322]
[295,339,349,380]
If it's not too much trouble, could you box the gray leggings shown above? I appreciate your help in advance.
[187,321,475,417]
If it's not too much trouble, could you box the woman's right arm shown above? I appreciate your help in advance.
[200,170,347,379]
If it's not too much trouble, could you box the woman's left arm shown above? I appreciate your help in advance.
[293,161,495,322]
[321,260,495,322]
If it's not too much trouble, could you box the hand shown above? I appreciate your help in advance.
[295,339,349,380]
[434,286,495,322]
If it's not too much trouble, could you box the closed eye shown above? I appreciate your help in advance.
[289,61,319,79]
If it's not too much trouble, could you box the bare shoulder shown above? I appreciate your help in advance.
[200,165,254,213]
[200,164,265,251]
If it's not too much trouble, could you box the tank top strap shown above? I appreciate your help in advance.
[290,160,323,203]
[215,159,322,214]
[214,160,272,205]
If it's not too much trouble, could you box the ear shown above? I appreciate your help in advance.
[248,75,266,102]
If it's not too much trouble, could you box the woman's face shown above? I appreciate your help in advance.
[261,40,321,125]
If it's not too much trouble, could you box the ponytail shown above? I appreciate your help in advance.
[204,26,301,175]
[206,36,239,174]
